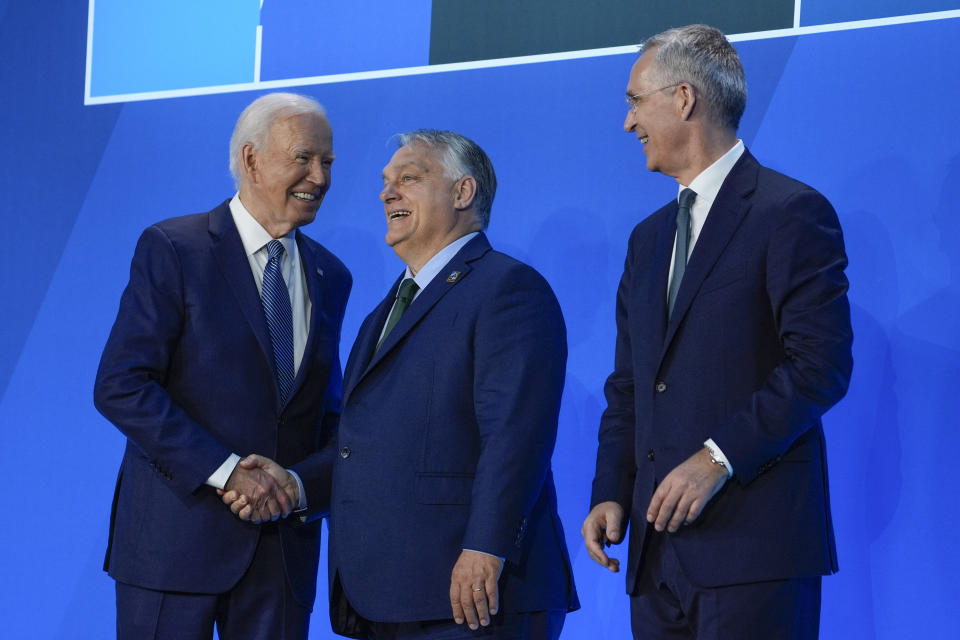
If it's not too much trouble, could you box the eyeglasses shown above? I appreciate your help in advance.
[625,83,681,111]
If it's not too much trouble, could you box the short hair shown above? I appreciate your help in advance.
[229,92,327,188]
[395,129,497,229]
[642,24,747,131]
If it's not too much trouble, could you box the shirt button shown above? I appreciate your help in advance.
[340,446,351,459]
[647,449,655,461]
[655,381,667,393]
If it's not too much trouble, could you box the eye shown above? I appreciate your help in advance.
[322,158,334,169]
[295,154,309,164]
[400,174,416,183]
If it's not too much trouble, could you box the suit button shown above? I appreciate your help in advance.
[647,449,655,461]
[340,446,351,459]
[655,381,667,393]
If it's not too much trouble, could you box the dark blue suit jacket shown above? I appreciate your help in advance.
[94,200,351,608]
[329,233,579,629]
[591,151,853,592]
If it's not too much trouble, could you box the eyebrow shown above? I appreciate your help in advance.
[383,161,430,178]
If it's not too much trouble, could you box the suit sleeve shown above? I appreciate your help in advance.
[93,225,233,497]
[711,188,853,484]
[289,267,352,521]
[590,229,639,514]
[460,266,567,564]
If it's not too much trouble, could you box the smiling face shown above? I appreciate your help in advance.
[238,112,334,237]
[380,143,480,272]
[623,49,689,180]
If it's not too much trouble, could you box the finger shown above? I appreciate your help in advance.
[239,504,253,521]
[667,493,692,532]
[473,584,491,627]
[450,582,465,625]
[229,494,248,515]
[486,575,500,616]
[685,497,704,525]
[239,454,263,469]
[647,485,666,524]
[653,487,682,532]
[460,585,480,630]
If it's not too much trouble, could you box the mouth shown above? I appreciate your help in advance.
[292,191,319,202]
[639,135,649,144]
[388,210,411,221]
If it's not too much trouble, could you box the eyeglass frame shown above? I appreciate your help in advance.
[624,83,685,111]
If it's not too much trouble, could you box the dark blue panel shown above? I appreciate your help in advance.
[801,0,959,25]
[0,2,120,401]
[259,0,431,80]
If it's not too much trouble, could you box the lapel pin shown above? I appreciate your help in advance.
[446,270,461,283]
[316,267,324,277]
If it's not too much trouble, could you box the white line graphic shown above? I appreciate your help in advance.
[84,7,960,105]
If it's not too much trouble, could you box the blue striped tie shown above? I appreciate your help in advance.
[262,240,295,403]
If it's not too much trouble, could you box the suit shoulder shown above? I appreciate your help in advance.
[147,207,218,247]
[754,163,829,202]
[297,232,352,285]
[482,248,555,292]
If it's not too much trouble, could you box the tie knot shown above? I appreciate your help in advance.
[397,278,419,304]
[266,239,285,261]
[678,188,697,210]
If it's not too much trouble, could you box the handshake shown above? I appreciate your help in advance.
[217,454,300,524]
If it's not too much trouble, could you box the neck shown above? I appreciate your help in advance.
[673,127,738,186]
[237,191,295,238]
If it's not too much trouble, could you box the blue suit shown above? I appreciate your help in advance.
[329,233,578,632]
[591,150,853,593]
[94,200,351,609]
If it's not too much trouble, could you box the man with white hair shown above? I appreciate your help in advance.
[95,92,351,639]
[582,25,852,638]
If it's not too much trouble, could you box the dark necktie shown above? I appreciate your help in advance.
[376,278,419,352]
[667,188,697,318]
[262,240,295,402]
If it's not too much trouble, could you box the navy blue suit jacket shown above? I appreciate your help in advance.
[94,200,351,609]
[591,151,853,592]
[329,233,579,628]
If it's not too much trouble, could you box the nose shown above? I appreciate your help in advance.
[624,107,637,133]
[380,183,397,203]
[307,158,328,187]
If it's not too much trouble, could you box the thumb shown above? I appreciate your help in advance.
[239,454,264,469]
[605,515,622,544]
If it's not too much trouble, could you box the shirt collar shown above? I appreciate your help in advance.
[404,232,480,291]
[229,194,297,257]
[681,139,745,206]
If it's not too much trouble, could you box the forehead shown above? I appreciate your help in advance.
[266,112,332,151]
[383,143,444,174]
[627,49,657,92]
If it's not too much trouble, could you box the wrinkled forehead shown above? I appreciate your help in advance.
[384,142,443,174]
[266,112,332,148]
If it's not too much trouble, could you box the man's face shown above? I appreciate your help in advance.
[624,49,686,177]
[380,143,478,271]
[242,112,334,234]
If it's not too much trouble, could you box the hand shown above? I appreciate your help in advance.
[646,447,729,533]
[220,455,297,523]
[449,550,504,630]
[581,501,625,572]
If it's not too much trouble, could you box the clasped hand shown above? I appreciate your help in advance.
[218,454,299,524]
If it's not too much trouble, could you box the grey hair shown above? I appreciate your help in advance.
[229,92,327,188]
[395,129,497,229]
[642,24,747,131]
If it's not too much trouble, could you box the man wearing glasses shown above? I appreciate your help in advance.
[582,24,853,638]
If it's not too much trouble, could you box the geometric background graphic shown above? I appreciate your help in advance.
[5,1,960,638]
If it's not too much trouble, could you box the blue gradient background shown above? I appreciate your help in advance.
[2,3,958,638]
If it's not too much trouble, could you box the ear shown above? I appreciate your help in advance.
[453,175,477,211]
[241,142,259,183]
[677,82,697,121]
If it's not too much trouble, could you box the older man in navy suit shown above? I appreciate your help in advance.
[94,92,351,640]
[581,25,853,639]
[328,130,578,639]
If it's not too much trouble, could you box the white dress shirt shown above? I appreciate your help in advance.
[205,196,311,507]
[666,141,745,477]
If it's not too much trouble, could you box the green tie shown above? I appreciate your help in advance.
[376,278,419,352]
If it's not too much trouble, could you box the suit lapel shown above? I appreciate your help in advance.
[208,202,277,381]
[286,231,325,406]
[352,233,492,388]
[661,151,759,358]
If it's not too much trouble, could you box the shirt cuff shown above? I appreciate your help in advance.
[287,469,308,510]
[206,453,241,489]
[704,438,734,477]
[463,548,506,563]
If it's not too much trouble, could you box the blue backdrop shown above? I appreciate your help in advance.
[2,2,958,638]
